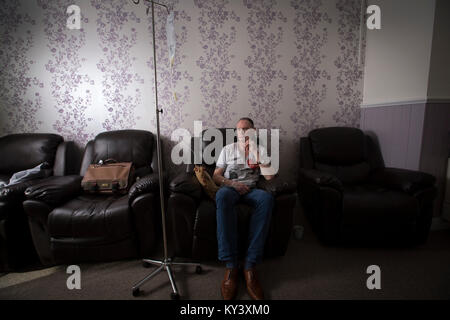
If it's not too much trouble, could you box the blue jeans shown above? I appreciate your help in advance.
[215,186,274,267]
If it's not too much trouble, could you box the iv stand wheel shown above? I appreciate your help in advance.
[132,287,141,297]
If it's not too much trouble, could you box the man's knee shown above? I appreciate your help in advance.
[216,186,238,204]
[258,190,274,208]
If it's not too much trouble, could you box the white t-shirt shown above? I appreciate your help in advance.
[216,142,269,188]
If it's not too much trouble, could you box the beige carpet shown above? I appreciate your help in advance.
[1,212,449,300]
[0,266,61,289]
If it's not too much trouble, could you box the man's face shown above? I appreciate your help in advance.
[236,119,255,145]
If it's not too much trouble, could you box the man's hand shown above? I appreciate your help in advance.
[213,167,250,195]
[231,180,250,195]
[245,139,259,163]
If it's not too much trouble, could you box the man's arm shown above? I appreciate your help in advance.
[260,163,275,181]
[213,167,249,195]
[249,142,275,181]
[213,148,231,186]
[213,167,229,186]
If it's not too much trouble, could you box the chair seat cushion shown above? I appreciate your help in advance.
[342,184,419,227]
[48,194,133,243]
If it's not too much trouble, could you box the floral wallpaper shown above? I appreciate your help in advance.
[195,0,241,128]
[0,0,365,179]
[92,0,142,132]
[39,0,94,143]
[0,0,42,134]
[148,0,193,136]
[290,0,331,139]
[245,0,287,133]
[333,0,364,127]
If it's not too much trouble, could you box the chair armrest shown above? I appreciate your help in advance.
[256,177,297,197]
[23,199,54,221]
[169,172,202,202]
[0,171,53,202]
[0,180,36,202]
[130,193,158,256]
[168,193,198,257]
[368,167,436,194]
[298,168,343,192]
[24,175,82,206]
[128,173,160,203]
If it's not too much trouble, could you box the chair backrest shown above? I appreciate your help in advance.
[0,133,63,175]
[301,127,384,184]
[79,130,156,176]
[187,128,237,175]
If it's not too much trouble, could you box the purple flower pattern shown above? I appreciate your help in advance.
[333,0,364,127]
[92,0,142,132]
[194,0,241,128]
[0,0,366,175]
[39,0,94,144]
[244,0,287,131]
[289,0,331,138]
[146,0,193,136]
[0,0,42,134]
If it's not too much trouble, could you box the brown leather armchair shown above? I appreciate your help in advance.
[22,130,162,266]
[298,127,437,245]
[0,133,77,271]
[167,128,297,261]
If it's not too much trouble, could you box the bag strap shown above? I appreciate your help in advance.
[102,159,118,164]
[95,159,119,166]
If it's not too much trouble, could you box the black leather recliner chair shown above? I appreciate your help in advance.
[23,130,162,265]
[168,128,297,261]
[0,133,76,271]
[298,127,437,245]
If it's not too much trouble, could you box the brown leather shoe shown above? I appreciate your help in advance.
[244,268,264,300]
[221,268,239,300]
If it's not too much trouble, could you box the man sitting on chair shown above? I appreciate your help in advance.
[212,117,275,300]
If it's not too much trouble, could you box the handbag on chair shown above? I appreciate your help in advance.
[81,159,134,194]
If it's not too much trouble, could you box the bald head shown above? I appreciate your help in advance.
[236,117,254,129]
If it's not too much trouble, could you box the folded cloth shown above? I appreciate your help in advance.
[7,162,52,186]
[194,165,219,201]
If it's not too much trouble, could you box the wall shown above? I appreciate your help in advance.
[0,0,365,180]
[420,103,450,218]
[362,0,435,107]
[360,103,426,170]
[427,0,450,100]
[361,0,450,216]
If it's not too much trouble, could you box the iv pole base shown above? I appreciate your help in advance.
[131,258,202,299]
